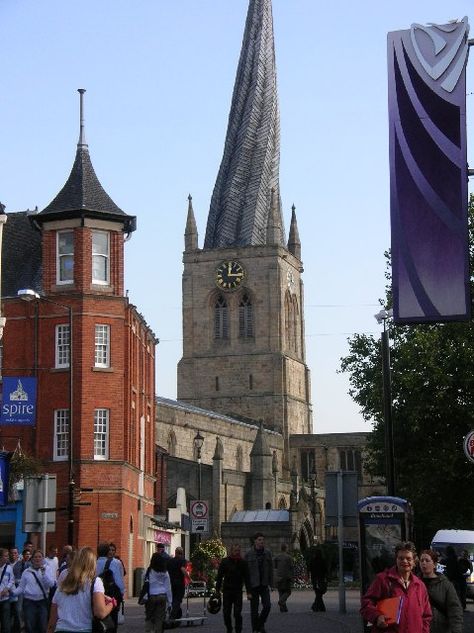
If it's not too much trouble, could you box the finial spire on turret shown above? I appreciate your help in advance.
[288,204,301,259]
[266,188,282,245]
[185,194,199,251]
[77,89,87,148]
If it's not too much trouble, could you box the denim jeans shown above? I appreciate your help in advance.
[249,585,271,632]
[22,598,48,633]
[0,600,11,633]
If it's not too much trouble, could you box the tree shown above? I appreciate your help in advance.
[340,195,474,545]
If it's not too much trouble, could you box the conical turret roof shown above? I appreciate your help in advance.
[36,90,135,233]
[204,0,284,248]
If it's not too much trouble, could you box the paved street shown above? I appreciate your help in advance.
[122,588,474,633]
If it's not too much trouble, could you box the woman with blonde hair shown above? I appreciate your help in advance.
[46,547,116,633]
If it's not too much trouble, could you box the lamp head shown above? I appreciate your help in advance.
[193,430,204,450]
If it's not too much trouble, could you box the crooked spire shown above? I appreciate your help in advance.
[287,204,301,260]
[184,194,198,251]
[204,0,284,249]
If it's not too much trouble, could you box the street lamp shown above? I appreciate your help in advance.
[193,430,204,501]
[18,289,75,544]
[309,466,317,543]
[374,308,395,496]
[0,206,7,340]
[193,430,204,543]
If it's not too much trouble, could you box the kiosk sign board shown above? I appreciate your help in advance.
[358,496,412,594]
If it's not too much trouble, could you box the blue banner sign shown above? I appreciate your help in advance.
[0,451,12,506]
[1,377,37,426]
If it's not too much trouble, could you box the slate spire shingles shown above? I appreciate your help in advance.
[204,0,284,249]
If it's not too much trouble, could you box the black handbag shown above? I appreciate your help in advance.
[91,578,115,633]
[137,568,151,605]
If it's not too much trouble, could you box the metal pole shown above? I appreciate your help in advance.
[337,471,346,614]
[41,474,49,553]
[311,479,317,541]
[381,326,395,496]
[67,306,75,545]
[197,450,202,543]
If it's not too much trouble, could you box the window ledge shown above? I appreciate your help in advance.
[92,366,114,373]
[51,367,70,373]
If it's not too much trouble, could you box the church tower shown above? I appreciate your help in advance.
[177,0,312,467]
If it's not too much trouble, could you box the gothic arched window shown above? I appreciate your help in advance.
[239,293,253,338]
[214,295,229,339]
[292,295,300,354]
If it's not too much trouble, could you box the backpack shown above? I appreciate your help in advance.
[99,560,122,605]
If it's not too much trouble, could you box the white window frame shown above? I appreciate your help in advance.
[53,409,69,461]
[56,230,74,284]
[55,324,70,368]
[94,324,110,368]
[94,408,109,460]
[92,230,110,285]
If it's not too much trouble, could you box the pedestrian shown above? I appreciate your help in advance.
[15,549,55,633]
[273,543,293,612]
[245,532,273,633]
[308,547,328,612]
[46,546,115,633]
[167,547,189,621]
[361,541,432,633]
[419,549,463,633]
[44,547,59,579]
[57,546,73,577]
[0,548,15,633]
[155,543,171,563]
[215,543,251,633]
[8,548,21,633]
[96,543,124,633]
[457,549,473,610]
[108,543,126,577]
[143,552,172,633]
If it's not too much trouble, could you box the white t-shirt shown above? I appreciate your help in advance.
[52,576,104,632]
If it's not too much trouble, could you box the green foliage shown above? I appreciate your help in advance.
[340,195,474,545]
[190,537,227,590]
[9,448,43,499]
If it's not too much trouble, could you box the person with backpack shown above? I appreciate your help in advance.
[141,553,172,633]
[14,550,55,633]
[47,547,115,633]
[96,543,124,632]
[0,549,15,633]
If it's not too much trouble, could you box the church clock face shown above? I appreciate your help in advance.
[216,260,245,291]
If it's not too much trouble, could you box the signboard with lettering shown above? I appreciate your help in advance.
[1,377,37,426]
[190,500,209,534]
[463,430,474,464]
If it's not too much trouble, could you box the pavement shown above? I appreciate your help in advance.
[122,588,474,633]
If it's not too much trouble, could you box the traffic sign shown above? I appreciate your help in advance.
[190,500,209,534]
[464,430,474,464]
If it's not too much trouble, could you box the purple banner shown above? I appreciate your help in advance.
[0,451,11,506]
[388,18,470,323]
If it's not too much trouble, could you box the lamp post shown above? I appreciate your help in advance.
[374,308,395,496]
[309,466,317,543]
[18,289,75,544]
[0,206,7,340]
[193,430,204,542]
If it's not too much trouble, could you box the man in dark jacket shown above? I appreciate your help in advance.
[216,543,250,633]
[273,543,294,612]
[245,533,273,633]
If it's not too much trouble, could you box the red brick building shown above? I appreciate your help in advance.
[1,91,157,590]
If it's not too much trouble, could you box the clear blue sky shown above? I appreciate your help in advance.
[1,1,473,433]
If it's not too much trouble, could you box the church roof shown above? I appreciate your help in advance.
[229,509,289,523]
[1,211,42,297]
[204,0,284,249]
[36,90,136,233]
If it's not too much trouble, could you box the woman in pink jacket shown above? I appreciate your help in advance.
[361,542,432,633]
